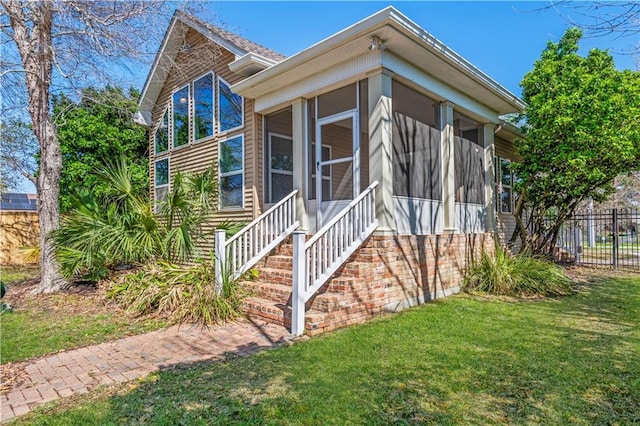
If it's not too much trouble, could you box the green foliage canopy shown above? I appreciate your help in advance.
[512,28,640,253]
[54,86,148,213]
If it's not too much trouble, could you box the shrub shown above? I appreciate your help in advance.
[107,254,248,326]
[464,246,572,297]
[53,157,221,281]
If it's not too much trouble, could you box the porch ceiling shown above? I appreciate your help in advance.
[231,6,525,116]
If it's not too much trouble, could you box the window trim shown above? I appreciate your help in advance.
[171,83,191,150]
[192,71,215,144]
[219,133,245,210]
[268,132,293,203]
[217,76,244,135]
[154,157,170,212]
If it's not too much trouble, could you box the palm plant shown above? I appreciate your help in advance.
[53,157,219,281]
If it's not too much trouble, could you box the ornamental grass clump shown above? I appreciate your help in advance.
[107,254,248,326]
[464,246,572,297]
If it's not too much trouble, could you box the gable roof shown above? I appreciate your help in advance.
[137,10,285,126]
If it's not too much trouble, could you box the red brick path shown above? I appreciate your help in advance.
[0,320,290,422]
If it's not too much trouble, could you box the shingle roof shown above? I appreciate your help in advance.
[175,10,286,62]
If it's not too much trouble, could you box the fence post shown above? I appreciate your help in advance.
[215,229,226,294]
[612,208,619,270]
[291,230,306,336]
[573,226,582,264]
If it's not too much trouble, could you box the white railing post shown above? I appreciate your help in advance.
[215,229,226,294]
[291,230,307,336]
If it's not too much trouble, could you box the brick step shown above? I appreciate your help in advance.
[338,261,376,278]
[327,276,364,292]
[243,281,291,305]
[243,279,351,314]
[263,254,293,270]
[255,266,293,284]
[242,296,327,330]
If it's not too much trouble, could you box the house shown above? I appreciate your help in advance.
[137,7,525,335]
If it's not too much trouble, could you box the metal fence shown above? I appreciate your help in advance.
[555,208,640,270]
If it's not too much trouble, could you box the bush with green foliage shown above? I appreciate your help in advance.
[464,246,572,297]
[107,254,248,326]
[54,86,149,213]
[53,157,221,281]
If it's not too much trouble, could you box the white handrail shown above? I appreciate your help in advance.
[215,190,299,288]
[291,181,378,335]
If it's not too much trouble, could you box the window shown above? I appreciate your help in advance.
[219,135,243,208]
[154,158,169,209]
[497,158,513,213]
[218,78,243,132]
[193,73,214,141]
[309,144,331,200]
[268,134,293,203]
[173,85,190,147]
[154,109,169,154]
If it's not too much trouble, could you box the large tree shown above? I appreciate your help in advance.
[511,28,640,254]
[54,86,148,213]
[0,1,175,292]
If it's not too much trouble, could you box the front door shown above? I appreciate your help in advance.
[316,111,359,227]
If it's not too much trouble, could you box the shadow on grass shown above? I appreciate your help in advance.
[21,275,640,425]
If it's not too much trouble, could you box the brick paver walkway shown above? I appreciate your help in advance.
[0,319,291,422]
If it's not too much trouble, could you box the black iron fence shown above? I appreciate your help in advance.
[554,208,639,270]
[556,209,640,270]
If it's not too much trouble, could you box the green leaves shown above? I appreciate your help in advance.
[53,158,219,281]
[513,28,640,253]
[53,86,148,213]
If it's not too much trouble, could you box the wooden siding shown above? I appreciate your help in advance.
[149,29,263,254]
[495,136,520,162]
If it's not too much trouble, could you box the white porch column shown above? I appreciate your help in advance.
[483,123,496,232]
[292,98,309,232]
[368,69,394,233]
[440,101,457,233]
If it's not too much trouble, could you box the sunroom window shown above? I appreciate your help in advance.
[193,73,214,141]
[218,78,243,132]
[219,135,243,208]
[173,85,190,147]
[154,109,169,154]
[154,158,169,210]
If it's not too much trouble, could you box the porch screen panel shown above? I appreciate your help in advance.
[454,135,484,205]
[320,118,353,201]
[391,81,441,200]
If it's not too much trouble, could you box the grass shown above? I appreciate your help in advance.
[14,271,640,425]
[0,266,167,364]
[0,264,39,284]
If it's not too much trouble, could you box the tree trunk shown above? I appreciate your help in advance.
[7,1,66,292]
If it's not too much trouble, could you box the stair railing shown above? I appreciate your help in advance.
[215,190,299,290]
[291,181,378,335]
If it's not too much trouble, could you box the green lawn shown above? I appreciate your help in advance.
[1,302,166,364]
[1,266,167,364]
[15,273,640,425]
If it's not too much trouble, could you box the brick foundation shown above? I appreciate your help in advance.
[243,232,494,336]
